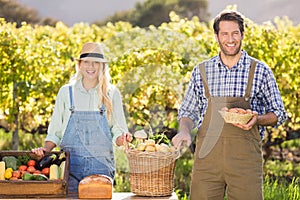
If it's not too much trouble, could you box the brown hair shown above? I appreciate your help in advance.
[213,10,244,34]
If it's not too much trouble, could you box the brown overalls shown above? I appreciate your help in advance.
[190,60,263,200]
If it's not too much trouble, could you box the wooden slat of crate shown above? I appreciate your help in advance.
[0,150,69,198]
[0,192,178,200]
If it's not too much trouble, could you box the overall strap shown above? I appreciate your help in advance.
[244,59,257,102]
[198,62,211,98]
[68,86,75,113]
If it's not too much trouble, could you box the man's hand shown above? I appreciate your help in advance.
[172,132,192,149]
[232,111,258,130]
[173,117,194,149]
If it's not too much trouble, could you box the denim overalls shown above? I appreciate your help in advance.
[61,86,115,193]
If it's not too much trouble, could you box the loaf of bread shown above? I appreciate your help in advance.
[78,174,113,199]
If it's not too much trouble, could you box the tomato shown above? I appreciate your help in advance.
[27,160,36,167]
[41,167,50,176]
[19,165,27,171]
[27,166,36,173]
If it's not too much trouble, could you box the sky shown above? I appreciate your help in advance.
[17,0,300,26]
[17,0,143,26]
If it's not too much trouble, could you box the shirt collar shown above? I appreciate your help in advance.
[216,50,248,70]
[75,78,99,93]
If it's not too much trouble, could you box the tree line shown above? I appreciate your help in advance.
[0,9,299,153]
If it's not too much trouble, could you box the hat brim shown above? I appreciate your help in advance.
[77,57,109,63]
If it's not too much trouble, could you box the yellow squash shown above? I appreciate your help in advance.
[49,164,59,180]
[59,161,65,179]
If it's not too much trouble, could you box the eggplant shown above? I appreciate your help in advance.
[37,153,57,169]
[53,151,66,166]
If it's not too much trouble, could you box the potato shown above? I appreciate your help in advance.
[145,139,155,146]
[145,145,156,152]
[155,144,161,151]
[137,143,146,151]
[228,108,239,113]
[158,143,170,153]
[236,108,247,114]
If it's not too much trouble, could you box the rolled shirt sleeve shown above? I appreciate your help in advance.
[252,63,287,127]
[45,86,71,146]
[178,65,207,129]
[110,85,129,146]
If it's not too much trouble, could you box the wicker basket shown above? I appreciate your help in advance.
[126,149,179,197]
[219,110,254,125]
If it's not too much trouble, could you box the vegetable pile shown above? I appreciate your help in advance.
[0,152,66,181]
[128,130,175,153]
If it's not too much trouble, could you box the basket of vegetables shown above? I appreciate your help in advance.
[125,130,180,197]
[0,150,69,198]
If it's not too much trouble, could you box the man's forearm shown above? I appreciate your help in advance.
[257,112,278,126]
[179,117,194,134]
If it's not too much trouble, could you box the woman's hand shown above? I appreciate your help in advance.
[31,141,56,157]
[116,132,133,146]
[31,147,47,157]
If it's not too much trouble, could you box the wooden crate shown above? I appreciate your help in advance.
[0,150,69,198]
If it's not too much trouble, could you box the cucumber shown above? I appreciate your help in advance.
[34,174,49,181]
[22,173,35,180]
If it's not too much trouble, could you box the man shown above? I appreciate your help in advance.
[172,10,287,200]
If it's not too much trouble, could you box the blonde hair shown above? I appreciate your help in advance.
[70,61,113,117]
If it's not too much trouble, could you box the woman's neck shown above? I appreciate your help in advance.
[82,78,98,91]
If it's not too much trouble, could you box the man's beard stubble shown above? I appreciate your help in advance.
[219,41,242,57]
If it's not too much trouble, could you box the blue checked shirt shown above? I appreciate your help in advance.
[178,50,287,139]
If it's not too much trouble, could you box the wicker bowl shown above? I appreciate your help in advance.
[218,110,254,125]
[126,149,179,197]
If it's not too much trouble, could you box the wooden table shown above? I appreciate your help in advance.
[1,192,178,200]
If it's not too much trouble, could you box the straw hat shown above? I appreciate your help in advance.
[77,42,109,63]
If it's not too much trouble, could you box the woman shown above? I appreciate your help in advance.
[32,42,132,192]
